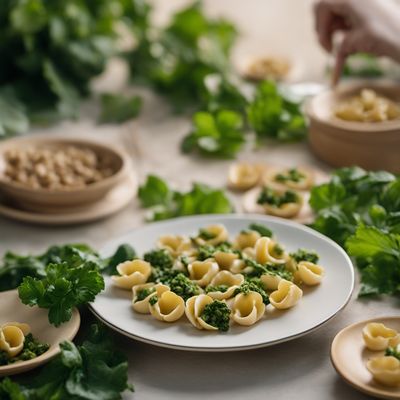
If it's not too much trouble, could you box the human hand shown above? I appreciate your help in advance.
[314,0,400,85]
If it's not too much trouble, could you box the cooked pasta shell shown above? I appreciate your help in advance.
[194,224,229,246]
[262,198,303,218]
[269,280,303,309]
[112,260,151,290]
[132,283,169,314]
[362,323,400,351]
[297,261,324,285]
[149,291,185,322]
[0,325,25,357]
[188,260,219,287]
[254,237,288,265]
[234,230,261,250]
[157,235,193,258]
[232,292,265,326]
[214,251,239,270]
[228,163,261,191]
[207,271,244,300]
[263,167,315,191]
[185,294,219,331]
[1,322,30,336]
[260,273,282,291]
[367,356,400,387]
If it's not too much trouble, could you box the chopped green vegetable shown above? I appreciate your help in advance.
[182,110,245,158]
[149,295,158,306]
[243,259,293,281]
[99,94,142,124]
[385,346,400,360]
[275,168,305,183]
[19,261,104,327]
[167,273,201,302]
[201,300,231,332]
[135,287,156,302]
[138,175,233,222]
[205,285,229,293]
[103,244,137,276]
[257,187,299,207]
[197,243,237,261]
[247,81,307,142]
[289,249,319,264]
[144,249,173,270]
[0,324,133,399]
[198,228,217,240]
[234,280,269,305]
[247,223,273,238]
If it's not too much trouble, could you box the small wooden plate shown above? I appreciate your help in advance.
[0,172,137,226]
[0,290,80,376]
[331,317,400,399]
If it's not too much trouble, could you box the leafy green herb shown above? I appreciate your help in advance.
[205,285,229,293]
[248,223,273,238]
[103,244,137,276]
[19,261,104,327]
[0,334,49,366]
[234,280,269,305]
[275,168,305,183]
[99,94,142,124]
[201,301,231,332]
[247,81,306,141]
[257,187,299,207]
[0,324,133,399]
[182,110,245,158]
[289,249,319,264]
[138,175,233,222]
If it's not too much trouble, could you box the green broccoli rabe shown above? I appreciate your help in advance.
[152,268,181,285]
[272,244,284,257]
[168,273,201,302]
[149,295,158,306]
[289,249,319,264]
[275,168,305,183]
[234,279,269,305]
[205,285,229,293]
[247,223,273,238]
[201,301,231,332]
[198,229,217,240]
[135,287,156,302]
[385,347,400,360]
[197,242,238,261]
[144,249,173,270]
[243,259,293,281]
[0,334,49,365]
[257,187,299,207]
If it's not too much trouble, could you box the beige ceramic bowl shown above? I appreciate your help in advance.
[0,136,129,212]
[0,290,80,376]
[307,81,400,173]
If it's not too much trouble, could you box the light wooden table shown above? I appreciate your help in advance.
[0,1,394,399]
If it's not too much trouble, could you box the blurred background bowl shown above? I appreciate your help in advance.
[0,136,129,212]
[306,81,400,173]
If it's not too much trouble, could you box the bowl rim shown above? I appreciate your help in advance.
[0,135,129,195]
[306,80,400,133]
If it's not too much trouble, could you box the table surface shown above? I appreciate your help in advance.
[0,1,395,399]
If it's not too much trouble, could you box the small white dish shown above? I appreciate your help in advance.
[90,214,354,352]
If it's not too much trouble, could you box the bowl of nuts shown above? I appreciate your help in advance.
[0,136,129,212]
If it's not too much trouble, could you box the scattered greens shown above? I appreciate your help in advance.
[0,334,49,366]
[289,249,319,264]
[99,94,142,124]
[385,346,400,360]
[138,175,233,221]
[205,285,229,293]
[247,223,273,238]
[197,243,237,261]
[144,249,173,270]
[247,81,306,142]
[275,168,305,183]
[0,324,133,400]
[243,258,293,281]
[201,300,231,332]
[167,273,202,302]
[182,110,245,158]
[257,187,299,207]
[135,287,155,302]
[234,279,269,305]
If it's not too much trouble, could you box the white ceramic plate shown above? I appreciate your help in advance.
[90,214,354,352]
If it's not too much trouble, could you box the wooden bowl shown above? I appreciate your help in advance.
[306,81,400,173]
[0,290,80,376]
[0,136,129,212]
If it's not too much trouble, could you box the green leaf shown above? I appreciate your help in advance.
[99,93,142,124]
[138,175,173,208]
[103,244,137,276]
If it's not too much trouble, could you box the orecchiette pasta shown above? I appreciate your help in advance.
[213,251,243,272]
[185,295,219,331]
[207,271,245,300]
[112,260,152,289]
[263,167,315,191]
[194,224,229,246]
[362,323,400,351]
[228,163,261,191]
[232,292,265,326]
[149,290,185,322]
[269,280,303,309]
[367,356,400,387]
[262,198,303,218]
[132,283,169,314]
[255,237,287,265]
[297,261,324,286]
[234,230,261,250]
[188,260,219,287]
[157,235,193,258]
[0,322,31,357]
[260,273,283,291]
